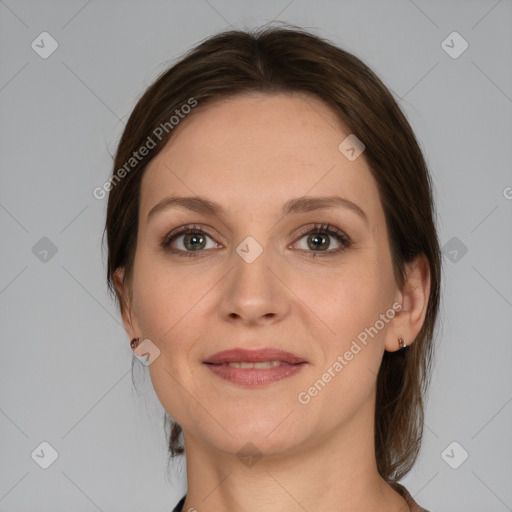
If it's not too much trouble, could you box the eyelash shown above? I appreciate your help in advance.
[160,223,352,258]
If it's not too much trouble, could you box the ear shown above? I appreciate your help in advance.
[385,254,431,352]
[113,267,139,341]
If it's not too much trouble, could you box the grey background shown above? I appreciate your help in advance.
[1,0,511,511]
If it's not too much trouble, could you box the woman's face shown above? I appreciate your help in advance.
[121,92,405,457]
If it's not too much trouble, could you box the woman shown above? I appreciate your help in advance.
[104,25,440,512]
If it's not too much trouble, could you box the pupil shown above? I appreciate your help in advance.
[185,233,204,250]
[309,233,328,250]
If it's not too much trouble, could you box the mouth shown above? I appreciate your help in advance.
[203,347,306,365]
[207,360,297,368]
[203,348,307,387]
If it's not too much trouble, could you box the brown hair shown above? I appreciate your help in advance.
[104,24,441,482]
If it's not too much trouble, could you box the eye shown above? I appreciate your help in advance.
[160,222,352,258]
[160,224,220,257]
[292,223,352,257]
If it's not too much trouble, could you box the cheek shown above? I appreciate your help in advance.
[131,251,196,342]
[131,256,203,418]
[299,257,390,335]
[295,254,395,402]
[296,265,393,416]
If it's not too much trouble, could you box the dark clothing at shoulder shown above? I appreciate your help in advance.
[172,495,186,512]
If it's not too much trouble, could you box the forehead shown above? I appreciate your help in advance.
[140,92,382,226]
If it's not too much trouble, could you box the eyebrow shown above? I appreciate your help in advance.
[147,195,368,224]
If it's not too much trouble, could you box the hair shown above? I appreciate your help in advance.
[103,23,441,482]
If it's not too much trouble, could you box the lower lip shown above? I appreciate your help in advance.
[204,362,307,387]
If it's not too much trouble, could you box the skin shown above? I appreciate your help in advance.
[114,92,430,512]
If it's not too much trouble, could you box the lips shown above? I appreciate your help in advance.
[203,347,307,387]
[203,348,306,365]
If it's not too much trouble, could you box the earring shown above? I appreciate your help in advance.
[130,337,141,349]
[398,335,407,350]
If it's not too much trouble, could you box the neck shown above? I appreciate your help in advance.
[178,401,408,512]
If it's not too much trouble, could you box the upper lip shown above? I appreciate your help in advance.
[203,348,306,365]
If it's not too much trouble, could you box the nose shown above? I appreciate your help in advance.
[218,241,291,326]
